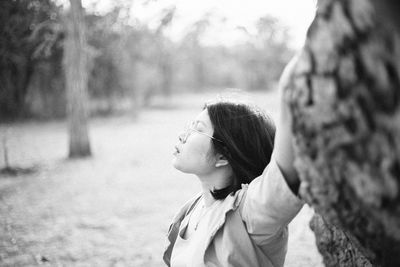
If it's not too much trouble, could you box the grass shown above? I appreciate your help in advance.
[0,91,323,266]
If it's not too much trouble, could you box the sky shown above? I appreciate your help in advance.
[82,0,317,48]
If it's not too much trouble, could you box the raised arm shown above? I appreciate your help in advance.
[241,56,303,247]
[272,57,301,195]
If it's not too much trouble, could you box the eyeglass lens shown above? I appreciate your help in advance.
[182,121,196,143]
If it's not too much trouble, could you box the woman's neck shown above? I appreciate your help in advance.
[200,186,215,207]
[197,170,231,207]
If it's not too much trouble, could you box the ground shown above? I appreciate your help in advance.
[0,91,323,266]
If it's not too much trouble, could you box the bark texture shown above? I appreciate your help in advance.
[309,214,372,267]
[64,0,91,158]
[287,0,400,266]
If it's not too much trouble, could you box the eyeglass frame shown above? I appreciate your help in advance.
[180,121,223,144]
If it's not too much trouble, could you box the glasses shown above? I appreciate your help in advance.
[180,121,223,144]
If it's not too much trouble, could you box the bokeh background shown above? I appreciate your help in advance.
[0,0,322,266]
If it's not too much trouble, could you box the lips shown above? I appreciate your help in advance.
[174,145,180,155]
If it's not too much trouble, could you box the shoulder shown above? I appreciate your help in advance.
[240,159,303,234]
[246,159,301,205]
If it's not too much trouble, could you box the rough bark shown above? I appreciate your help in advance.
[64,0,91,158]
[309,214,373,267]
[287,0,400,266]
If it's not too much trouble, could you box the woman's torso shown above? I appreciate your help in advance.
[164,160,304,267]
[171,197,222,267]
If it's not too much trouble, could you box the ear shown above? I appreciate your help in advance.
[215,154,229,168]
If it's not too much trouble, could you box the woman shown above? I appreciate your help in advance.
[164,60,303,267]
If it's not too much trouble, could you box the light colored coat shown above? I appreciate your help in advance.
[163,160,304,267]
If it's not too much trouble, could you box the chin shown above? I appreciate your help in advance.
[173,163,187,173]
[172,159,192,174]
[172,158,179,170]
[172,157,183,171]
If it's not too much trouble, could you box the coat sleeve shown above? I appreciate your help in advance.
[241,159,304,245]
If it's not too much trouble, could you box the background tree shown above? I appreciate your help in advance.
[0,0,61,120]
[237,15,292,90]
[287,0,400,265]
[182,15,211,92]
[64,0,91,158]
[155,6,176,99]
[0,2,293,121]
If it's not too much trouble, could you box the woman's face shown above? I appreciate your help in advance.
[172,109,217,175]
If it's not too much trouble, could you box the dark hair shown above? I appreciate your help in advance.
[205,99,276,200]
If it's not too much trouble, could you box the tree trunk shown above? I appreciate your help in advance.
[160,51,173,98]
[287,0,400,266]
[194,47,205,92]
[64,0,91,158]
[309,213,373,266]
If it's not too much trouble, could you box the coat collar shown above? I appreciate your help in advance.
[201,186,247,258]
[163,193,202,266]
[163,185,248,266]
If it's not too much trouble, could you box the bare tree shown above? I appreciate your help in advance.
[288,0,400,266]
[64,0,91,158]
[156,7,176,98]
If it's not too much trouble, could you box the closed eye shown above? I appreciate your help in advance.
[194,120,207,131]
[194,126,205,132]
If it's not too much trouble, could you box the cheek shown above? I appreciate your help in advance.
[173,140,215,174]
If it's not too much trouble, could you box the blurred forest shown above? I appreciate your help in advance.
[0,0,294,121]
